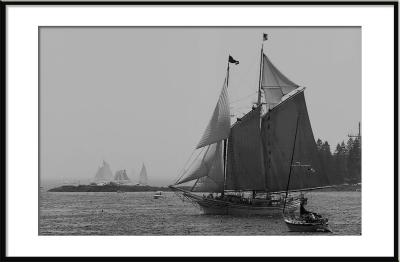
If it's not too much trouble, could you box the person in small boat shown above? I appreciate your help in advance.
[300,198,322,221]
[300,201,311,217]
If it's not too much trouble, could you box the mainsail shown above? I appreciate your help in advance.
[261,90,328,192]
[225,106,265,190]
[94,160,113,183]
[139,163,148,185]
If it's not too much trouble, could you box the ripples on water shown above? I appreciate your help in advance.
[39,191,361,235]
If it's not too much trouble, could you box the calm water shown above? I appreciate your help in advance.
[39,191,361,235]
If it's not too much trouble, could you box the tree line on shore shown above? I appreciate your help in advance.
[316,136,361,185]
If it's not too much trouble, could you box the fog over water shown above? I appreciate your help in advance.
[40,27,361,186]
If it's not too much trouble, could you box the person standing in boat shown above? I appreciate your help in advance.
[300,197,323,222]
[300,200,311,217]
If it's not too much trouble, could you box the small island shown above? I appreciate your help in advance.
[48,183,174,192]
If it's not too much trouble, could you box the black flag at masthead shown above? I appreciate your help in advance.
[229,55,239,65]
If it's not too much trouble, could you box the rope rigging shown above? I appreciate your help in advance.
[173,147,205,184]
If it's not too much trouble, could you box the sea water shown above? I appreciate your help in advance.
[39,191,361,235]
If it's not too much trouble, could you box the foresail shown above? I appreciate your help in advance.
[261,90,329,192]
[225,106,265,191]
[262,54,299,107]
[175,141,224,190]
[196,79,231,149]
[192,176,224,193]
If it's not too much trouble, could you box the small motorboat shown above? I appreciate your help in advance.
[283,194,331,233]
[153,191,163,199]
[284,216,331,232]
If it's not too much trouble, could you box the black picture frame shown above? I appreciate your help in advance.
[1,1,398,261]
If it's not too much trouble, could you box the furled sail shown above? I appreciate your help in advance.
[175,141,224,191]
[261,90,329,192]
[94,160,113,183]
[139,163,148,185]
[262,54,299,107]
[196,79,231,149]
[225,106,265,190]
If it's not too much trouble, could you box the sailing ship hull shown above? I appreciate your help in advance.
[179,190,293,216]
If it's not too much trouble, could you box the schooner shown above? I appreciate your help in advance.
[94,160,113,185]
[138,163,148,186]
[170,35,329,215]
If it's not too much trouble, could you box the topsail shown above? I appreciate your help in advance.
[262,54,298,107]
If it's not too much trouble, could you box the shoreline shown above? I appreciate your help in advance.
[47,184,176,192]
[47,183,360,193]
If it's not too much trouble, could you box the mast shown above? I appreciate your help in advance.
[257,43,264,106]
[283,114,300,213]
[223,57,231,195]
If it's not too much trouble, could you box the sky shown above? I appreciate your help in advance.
[40,27,361,186]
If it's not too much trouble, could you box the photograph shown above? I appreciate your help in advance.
[39,26,362,236]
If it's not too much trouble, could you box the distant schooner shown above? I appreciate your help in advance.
[94,160,113,185]
[137,163,148,186]
[114,169,131,185]
[170,35,329,215]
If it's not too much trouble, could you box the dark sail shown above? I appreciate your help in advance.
[225,106,265,190]
[261,90,329,192]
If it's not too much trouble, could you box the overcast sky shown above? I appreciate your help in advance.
[40,27,361,186]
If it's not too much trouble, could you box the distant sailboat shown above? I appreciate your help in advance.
[170,35,329,215]
[138,163,148,186]
[94,160,113,185]
[114,169,131,185]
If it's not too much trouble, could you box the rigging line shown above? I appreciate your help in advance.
[174,147,204,184]
[180,147,205,178]
[283,114,300,214]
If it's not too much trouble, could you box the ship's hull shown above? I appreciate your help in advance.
[171,187,295,216]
